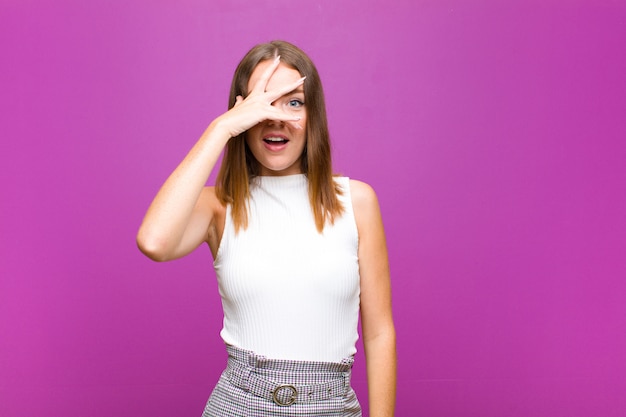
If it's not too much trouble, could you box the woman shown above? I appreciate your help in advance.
[137,40,396,417]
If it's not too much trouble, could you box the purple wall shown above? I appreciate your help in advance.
[1,1,625,416]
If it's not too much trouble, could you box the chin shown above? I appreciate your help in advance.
[256,158,302,176]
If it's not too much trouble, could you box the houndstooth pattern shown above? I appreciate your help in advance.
[202,345,362,417]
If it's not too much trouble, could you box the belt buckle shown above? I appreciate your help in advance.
[272,384,297,406]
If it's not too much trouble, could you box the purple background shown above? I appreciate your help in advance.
[1,0,625,416]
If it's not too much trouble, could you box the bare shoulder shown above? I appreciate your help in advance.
[201,186,226,256]
[200,186,224,211]
[200,186,226,228]
[349,179,379,208]
[348,179,382,226]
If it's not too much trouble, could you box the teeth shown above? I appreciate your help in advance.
[265,137,287,142]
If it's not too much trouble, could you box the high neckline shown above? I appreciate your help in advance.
[253,174,307,189]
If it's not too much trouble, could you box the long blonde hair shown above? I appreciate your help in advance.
[215,40,344,232]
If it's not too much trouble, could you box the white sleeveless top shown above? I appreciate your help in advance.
[214,174,360,362]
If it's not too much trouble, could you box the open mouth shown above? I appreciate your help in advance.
[263,137,289,145]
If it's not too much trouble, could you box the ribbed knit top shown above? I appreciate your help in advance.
[213,174,360,362]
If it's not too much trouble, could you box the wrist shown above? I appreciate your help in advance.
[205,117,237,144]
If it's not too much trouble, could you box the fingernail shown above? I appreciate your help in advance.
[274,55,281,63]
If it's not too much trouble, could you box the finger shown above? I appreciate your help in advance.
[264,107,303,125]
[264,76,307,103]
[289,121,303,130]
[250,55,281,94]
[233,95,244,107]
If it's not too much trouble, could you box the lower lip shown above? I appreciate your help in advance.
[263,141,289,152]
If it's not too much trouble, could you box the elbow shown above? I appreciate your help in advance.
[136,230,173,262]
[363,321,397,349]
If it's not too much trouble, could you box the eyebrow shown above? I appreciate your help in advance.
[288,86,304,94]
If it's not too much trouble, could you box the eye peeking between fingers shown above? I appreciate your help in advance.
[286,99,305,110]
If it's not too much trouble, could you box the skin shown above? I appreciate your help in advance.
[137,56,396,416]
[245,60,307,176]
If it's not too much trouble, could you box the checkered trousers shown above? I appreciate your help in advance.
[201,345,362,417]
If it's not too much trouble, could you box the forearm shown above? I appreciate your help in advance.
[136,120,230,259]
[364,327,397,417]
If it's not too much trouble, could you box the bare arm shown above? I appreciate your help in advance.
[136,122,230,261]
[351,180,397,417]
[136,56,305,261]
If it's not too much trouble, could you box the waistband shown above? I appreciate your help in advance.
[224,345,354,407]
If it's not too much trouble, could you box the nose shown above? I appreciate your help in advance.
[266,113,285,127]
